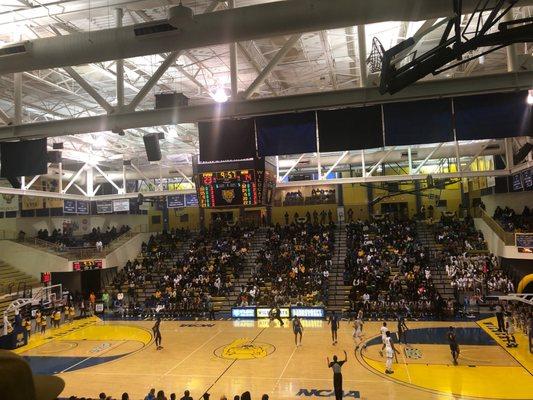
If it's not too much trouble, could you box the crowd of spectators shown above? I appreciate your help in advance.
[344,218,443,318]
[493,206,531,232]
[110,226,253,318]
[284,191,304,205]
[308,188,335,204]
[36,225,130,249]
[434,216,486,252]
[283,189,335,206]
[62,389,268,400]
[439,253,514,295]
[283,209,334,225]
[235,222,335,307]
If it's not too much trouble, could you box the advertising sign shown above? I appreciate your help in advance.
[256,307,290,318]
[231,308,256,318]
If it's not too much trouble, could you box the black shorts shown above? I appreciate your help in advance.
[294,329,302,335]
[449,343,458,352]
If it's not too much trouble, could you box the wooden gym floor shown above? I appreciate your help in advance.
[13,316,533,400]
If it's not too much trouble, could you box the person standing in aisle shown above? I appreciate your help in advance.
[327,350,347,400]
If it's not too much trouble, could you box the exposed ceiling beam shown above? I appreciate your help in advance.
[4,0,529,74]
[0,71,531,140]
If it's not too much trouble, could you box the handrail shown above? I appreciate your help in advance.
[477,207,515,245]
[5,225,147,260]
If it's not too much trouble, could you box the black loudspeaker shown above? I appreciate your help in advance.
[514,143,533,165]
[123,160,131,166]
[143,133,162,162]
[155,92,189,109]
[52,142,64,150]
[47,151,62,163]
[7,177,21,188]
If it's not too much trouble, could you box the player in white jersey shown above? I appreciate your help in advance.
[505,312,518,348]
[353,310,364,350]
[379,321,389,357]
[384,331,400,374]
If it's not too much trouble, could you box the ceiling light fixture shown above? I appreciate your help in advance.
[211,87,228,103]
[527,89,533,105]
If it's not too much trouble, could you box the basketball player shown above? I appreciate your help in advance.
[505,312,518,348]
[292,316,304,346]
[447,326,460,365]
[328,311,340,345]
[270,305,284,326]
[397,314,409,345]
[353,310,364,350]
[327,350,347,400]
[152,316,162,350]
[379,322,389,356]
[384,331,400,374]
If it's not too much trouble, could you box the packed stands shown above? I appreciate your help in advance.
[109,226,253,318]
[344,218,442,318]
[434,216,487,252]
[493,206,532,232]
[239,222,335,307]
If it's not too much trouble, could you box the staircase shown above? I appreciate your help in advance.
[327,223,349,313]
[416,222,455,301]
[0,259,41,319]
[220,229,267,314]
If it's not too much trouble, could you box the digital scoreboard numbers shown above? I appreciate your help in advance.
[198,170,258,207]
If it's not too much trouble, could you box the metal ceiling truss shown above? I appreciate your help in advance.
[379,0,533,94]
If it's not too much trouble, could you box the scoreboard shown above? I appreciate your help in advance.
[198,170,258,207]
[193,156,276,208]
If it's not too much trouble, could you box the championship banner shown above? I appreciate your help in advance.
[45,198,64,209]
[22,196,44,210]
[0,194,18,212]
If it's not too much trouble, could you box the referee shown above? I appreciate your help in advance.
[327,350,347,400]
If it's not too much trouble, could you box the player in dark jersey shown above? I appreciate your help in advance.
[153,316,162,350]
[447,326,459,365]
[292,316,304,346]
[397,315,409,345]
[269,305,284,326]
[328,311,340,345]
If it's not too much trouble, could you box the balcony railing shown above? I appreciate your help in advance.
[477,207,515,245]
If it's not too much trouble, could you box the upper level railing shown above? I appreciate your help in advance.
[477,207,515,245]
[0,225,149,260]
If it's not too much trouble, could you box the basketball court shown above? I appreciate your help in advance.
[13,317,533,400]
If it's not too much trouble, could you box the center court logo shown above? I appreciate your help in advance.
[214,338,275,360]
[296,389,360,398]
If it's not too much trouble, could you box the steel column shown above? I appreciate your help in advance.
[116,8,125,111]
[357,25,367,87]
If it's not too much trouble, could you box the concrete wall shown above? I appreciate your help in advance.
[105,232,151,270]
[474,218,533,261]
[0,240,70,279]
[481,192,532,216]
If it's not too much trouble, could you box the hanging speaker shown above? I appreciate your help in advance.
[143,133,162,162]
[47,151,62,164]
